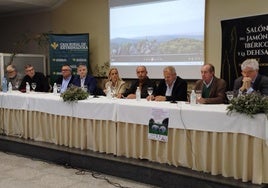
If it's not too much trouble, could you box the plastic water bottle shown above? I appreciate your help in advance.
[2,77,7,93]
[26,82,30,93]
[136,87,141,101]
[8,82,12,93]
[190,90,196,104]
[53,83,57,95]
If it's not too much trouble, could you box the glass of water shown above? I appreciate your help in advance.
[82,85,88,92]
[195,90,202,104]
[14,81,20,89]
[31,82,37,91]
[57,84,61,93]
[147,87,153,101]
[226,91,234,102]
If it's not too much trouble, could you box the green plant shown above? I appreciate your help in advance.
[60,86,89,103]
[93,61,110,77]
[10,31,52,64]
[227,92,268,118]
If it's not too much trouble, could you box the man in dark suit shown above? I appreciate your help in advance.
[194,63,226,104]
[56,64,74,93]
[72,63,97,95]
[152,66,187,101]
[233,59,268,95]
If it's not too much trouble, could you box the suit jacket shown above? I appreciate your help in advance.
[72,74,97,95]
[233,74,268,95]
[194,76,227,104]
[155,76,187,101]
[56,75,74,87]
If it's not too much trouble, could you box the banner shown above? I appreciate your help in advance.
[148,108,169,142]
[221,14,268,90]
[49,34,89,84]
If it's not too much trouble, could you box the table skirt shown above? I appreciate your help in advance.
[1,108,268,184]
[0,109,117,154]
[116,122,268,184]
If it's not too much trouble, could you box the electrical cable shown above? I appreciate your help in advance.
[177,102,198,168]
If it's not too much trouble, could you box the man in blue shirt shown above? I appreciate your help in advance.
[56,64,74,93]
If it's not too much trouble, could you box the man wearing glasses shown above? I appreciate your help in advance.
[233,59,268,95]
[55,64,74,93]
[19,64,50,92]
[6,64,23,90]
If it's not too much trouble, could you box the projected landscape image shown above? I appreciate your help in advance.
[110,0,205,65]
[110,35,203,62]
[110,0,205,78]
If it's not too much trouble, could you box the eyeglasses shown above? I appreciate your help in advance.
[25,68,34,72]
[62,69,70,72]
[7,70,15,74]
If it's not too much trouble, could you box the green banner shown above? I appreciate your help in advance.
[49,34,89,84]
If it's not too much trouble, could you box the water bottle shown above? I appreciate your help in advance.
[136,86,141,101]
[190,90,196,104]
[8,82,12,93]
[53,83,57,95]
[26,82,30,93]
[2,77,7,93]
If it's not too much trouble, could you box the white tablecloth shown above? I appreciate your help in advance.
[0,91,117,121]
[0,92,267,141]
[1,91,268,184]
[116,99,267,141]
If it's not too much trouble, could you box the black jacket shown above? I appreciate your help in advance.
[154,76,188,101]
[124,77,156,98]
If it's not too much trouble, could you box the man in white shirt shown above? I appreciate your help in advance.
[152,66,187,101]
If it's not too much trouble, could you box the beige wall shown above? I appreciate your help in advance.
[0,0,268,78]
[205,0,268,77]
[50,0,109,73]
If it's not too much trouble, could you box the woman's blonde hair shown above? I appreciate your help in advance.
[107,67,122,81]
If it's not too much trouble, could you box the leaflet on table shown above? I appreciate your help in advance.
[148,108,169,142]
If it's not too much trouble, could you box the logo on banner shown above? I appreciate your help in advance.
[50,42,59,50]
[48,33,89,85]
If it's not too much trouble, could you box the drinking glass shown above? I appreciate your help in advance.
[82,85,88,92]
[110,87,116,98]
[14,81,19,89]
[31,82,37,91]
[147,87,153,101]
[57,84,61,93]
[226,91,234,102]
[195,90,202,103]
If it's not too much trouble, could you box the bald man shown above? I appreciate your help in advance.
[123,66,156,99]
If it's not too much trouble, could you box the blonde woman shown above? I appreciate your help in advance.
[104,68,126,98]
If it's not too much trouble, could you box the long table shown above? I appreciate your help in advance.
[0,91,267,184]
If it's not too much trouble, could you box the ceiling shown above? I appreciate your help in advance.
[0,0,66,17]
[110,0,175,7]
